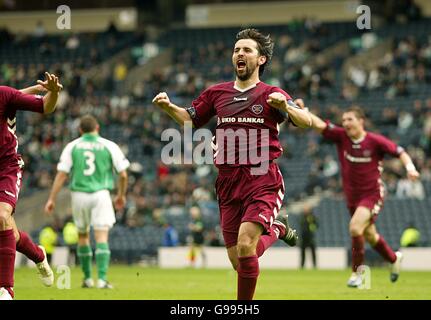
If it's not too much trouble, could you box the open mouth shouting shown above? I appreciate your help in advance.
[236,59,247,72]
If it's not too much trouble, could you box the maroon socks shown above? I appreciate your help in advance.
[237,255,259,300]
[16,230,44,263]
[351,235,365,272]
[0,229,16,298]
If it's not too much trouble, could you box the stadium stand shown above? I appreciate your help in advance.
[3,12,430,263]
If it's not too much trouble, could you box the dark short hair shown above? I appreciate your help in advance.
[344,106,366,120]
[80,115,98,133]
[236,28,274,76]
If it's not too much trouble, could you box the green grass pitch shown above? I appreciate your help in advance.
[13,265,431,300]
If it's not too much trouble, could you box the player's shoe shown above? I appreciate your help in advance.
[347,272,363,288]
[36,245,54,287]
[0,287,13,300]
[97,279,114,289]
[390,251,403,283]
[273,215,298,246]
[82,278,94,288]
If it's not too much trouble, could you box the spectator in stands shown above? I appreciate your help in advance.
[299,204,318,269]
[400,222,421,247]
[161,220,179,247]
[396,177,425,200]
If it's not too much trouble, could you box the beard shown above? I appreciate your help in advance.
[235,63,257,81]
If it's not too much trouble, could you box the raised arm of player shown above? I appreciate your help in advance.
[152,92,192,126]
[293,98,328,133]
[20,84,47,95]
[399,151,420,181]
[267,92,312,128]
[114,170,128,210]
[44,171,68,215]
[37,72,63,114]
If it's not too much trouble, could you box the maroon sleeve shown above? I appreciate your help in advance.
[321,121,344,143]
[0,86,44,113]
[375,133,404,157]
[269,87,293,123]
[186,87,215,129]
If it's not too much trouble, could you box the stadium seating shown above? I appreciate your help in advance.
[6,17,429,263]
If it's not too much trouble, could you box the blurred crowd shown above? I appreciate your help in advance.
[1,19,430,235]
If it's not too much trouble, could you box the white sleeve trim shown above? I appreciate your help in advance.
[98,137,130,173]
[57,138,82,173]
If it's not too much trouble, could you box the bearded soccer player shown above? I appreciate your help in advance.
[0,72,62,300]
[298,102,420,287]
[153,28,312,300]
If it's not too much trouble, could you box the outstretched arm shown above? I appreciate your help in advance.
[293,99,327,133]
[153,92,192,127]
[20,84,47,95]
[44,171,68,215]
[399,151,420,181]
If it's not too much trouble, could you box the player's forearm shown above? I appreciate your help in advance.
[48,171,68,201]
[163,103,193,127]
[117,171,128,197]
[399,151,417,172]
[43,90,59,114]
[285,104,312,129]
[309,112,328,133]
[20,84,46,95]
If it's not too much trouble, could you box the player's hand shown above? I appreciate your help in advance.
[44,199,55,216]
[267,92,288,111]
[114,195,127,210]
[37,72,63,93]
[152,92,171,110]
[34,84,48,93]
[407,169,420,181]
[294,98,305,109]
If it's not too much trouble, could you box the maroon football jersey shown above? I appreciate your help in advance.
[0,86,44,165]
[322,122,404,206]
[186,81,292,168]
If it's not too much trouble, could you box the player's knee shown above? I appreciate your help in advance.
[349,222,363,237]
[0,209,12,229]
[236,237,257,256]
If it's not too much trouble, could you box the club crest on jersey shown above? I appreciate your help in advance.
[251,104,263,115]
[363,150,371,157]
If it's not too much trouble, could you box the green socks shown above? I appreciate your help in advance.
[95,243,111,281]
[77,245,93,280]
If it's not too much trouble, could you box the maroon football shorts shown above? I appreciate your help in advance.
[0,162,23,211]
[215,162,285,248]
[348,193,384,224]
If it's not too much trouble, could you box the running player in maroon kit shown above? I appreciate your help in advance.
[153,28,312,300]
[0,72,62,300]
[298,103,420,287]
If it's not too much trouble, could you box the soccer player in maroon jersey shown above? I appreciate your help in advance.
[0,72,63,300]
[153,28,312,300]
[297,102,420,287]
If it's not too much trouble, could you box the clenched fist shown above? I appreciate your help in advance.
[267,92,288,111]
[152,92,171,110]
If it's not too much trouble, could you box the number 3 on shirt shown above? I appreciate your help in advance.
[83,150,96,176]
